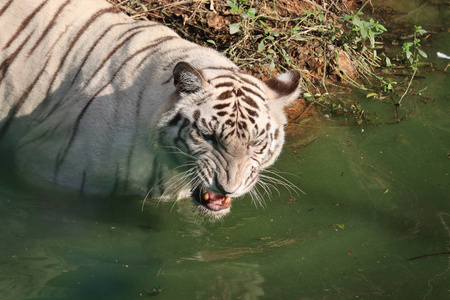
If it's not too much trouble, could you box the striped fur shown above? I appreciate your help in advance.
[0,0,300,217]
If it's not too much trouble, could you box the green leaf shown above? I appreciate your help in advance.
[247,8,257,17]
[360,27,367,39]
[416,29,427,35]
[229,23,240,34]
[377,24,387,32]
[269,60,275,70]
[227,0,238,11]
[385,56,392,66]
[352,17,362,28]
[257,40,265,52]
[271,30,280,37]
[418,49,427,58]
[335,223,345,230]
[369,30,375,47]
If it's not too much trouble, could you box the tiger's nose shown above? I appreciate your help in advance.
[215,180,236,196]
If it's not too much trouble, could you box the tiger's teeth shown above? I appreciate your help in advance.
[225,197,231,204]
[203,193,209,201]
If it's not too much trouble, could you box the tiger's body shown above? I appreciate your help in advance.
[0,0,300,217]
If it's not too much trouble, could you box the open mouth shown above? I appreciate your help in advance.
[193,187,232,213]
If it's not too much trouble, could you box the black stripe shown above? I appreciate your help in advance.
[79,171,87,195]
[237,121,247,130]
[44,7,121,98]
[168,113,182,126]
[244,107,258,117]
[237,75,261,90]
[251,157,261,164]
[111,164,120,195]
[158,46,196,60]
[213,103,231,110]
[55,36,178,171]
[203,163,213,181]
[211,74,237,81]
[15,122,57,151]
[124,89,145,191]
[136,36,187,73]
[161,53,190,72]
[107,24,162,75]
[223,131,234,140]
[203,66,241,73]
[84,29,144,84]
[274,128,279,140]
[128,35,179,71]
[0,56,50,140]
[2,0,50,50]
[242,96,259,109]
[162,75,173,85]
[146,156,161,195]
[214,82,234,88]
[241,86,266,101]
[255,142,268,155]
[178,118,190,136]
[28,0,72,56]
[71,22,129,85]
[244,171,258,187]
[0,30,34,85]
[217,90,233,100]
[0,0,14,17]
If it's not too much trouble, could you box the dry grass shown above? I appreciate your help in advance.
[107,1,363,85]
[106,0,395,126]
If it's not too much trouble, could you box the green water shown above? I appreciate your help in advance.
[1,1,449,299]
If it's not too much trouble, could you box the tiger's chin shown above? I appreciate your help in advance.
[192,188,232,219]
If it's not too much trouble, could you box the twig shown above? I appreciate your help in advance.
[398,68,417,105]
[408,252,450,261]
[292,100,315,122]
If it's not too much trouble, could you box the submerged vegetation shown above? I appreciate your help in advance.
[109,0,429,126]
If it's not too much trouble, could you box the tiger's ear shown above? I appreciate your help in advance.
[173,62,205,94]
[264,70,301,105]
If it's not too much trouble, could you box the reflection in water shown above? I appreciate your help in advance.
[187,263,265,300]
[182,238,296,262]
[0,240,71,299]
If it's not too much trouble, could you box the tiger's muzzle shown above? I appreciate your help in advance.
[192,187,232,216]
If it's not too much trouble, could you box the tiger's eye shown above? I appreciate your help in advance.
[199,132,216,143]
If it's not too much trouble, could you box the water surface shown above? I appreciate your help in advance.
[0,0,449,299]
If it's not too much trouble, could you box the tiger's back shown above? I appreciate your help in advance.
[0,0,301,217]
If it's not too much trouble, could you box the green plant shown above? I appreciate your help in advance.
[341,12,387,56]
[227,0,257,34]
[128,0,147,11]
[333,8,388,89]
[398,26,427,104]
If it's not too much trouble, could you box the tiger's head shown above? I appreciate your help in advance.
[157,62,301,218]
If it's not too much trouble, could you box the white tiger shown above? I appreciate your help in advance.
[0,0,301,218]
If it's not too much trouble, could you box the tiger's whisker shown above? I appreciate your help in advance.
[141,162,196,211]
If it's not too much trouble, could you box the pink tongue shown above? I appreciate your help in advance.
[204,192,231,211]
